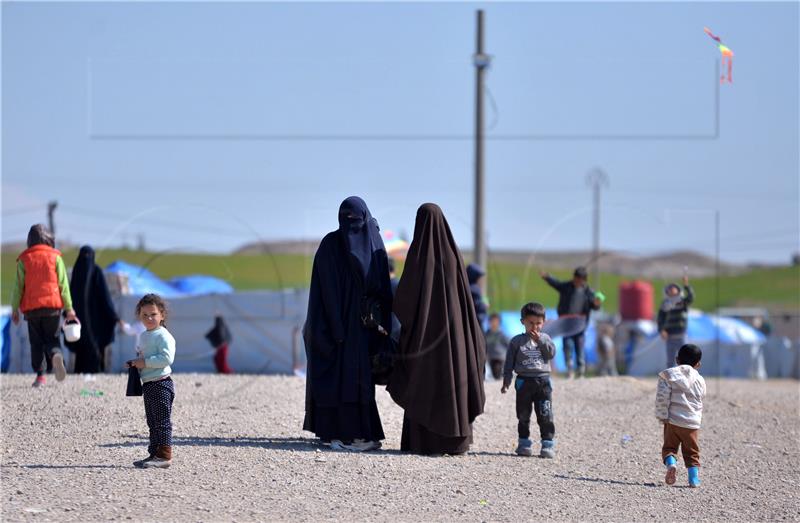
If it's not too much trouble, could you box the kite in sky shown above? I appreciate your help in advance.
[704,27,734,84]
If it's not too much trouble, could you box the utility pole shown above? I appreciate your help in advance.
[47,200,58,241]
[585,169,608,289]
[473,9,491,292]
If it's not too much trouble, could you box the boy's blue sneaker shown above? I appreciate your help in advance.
[664,455,677,485]
[515,438,533,456]
[540,439,556,459]
[688,466,701,488]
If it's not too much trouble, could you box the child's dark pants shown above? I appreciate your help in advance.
[143,377,175,456]
[27,313,62,375]
[515,376,555,440]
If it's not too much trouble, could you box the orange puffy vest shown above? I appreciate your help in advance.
[17,245,64,313]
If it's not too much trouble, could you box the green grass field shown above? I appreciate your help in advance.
[2,247,798,314]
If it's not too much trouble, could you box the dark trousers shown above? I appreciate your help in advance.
[563,333,585,374]
[27,315,62,375]
[143,377,175,455]
[662,422,700,467]
[665,335,686,368]
[489,359,504,380]
[515,376,555,441]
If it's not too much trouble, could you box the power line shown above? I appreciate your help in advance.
[59,205,256,238]
[1,205,45,216]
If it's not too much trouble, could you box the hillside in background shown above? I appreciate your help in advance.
[3,244,797,318]
[235,241,745,278]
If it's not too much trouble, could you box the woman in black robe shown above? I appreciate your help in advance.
[303,197,392,450]
[66,245,120,373]
[387,203,486,455]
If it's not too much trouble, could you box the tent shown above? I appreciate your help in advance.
[168,275,234,295]
[762,336,800,379]
[110,290,307,374]
[2,289,308,375]
[627,311,767,378]
[0,306,10,373]
[105,260,233,298]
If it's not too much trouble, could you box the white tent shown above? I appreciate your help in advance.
[6,290,309,375]
[627,311,767,379]
[762,336,800,379]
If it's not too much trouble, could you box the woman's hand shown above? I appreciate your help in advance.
[127,358,146,370]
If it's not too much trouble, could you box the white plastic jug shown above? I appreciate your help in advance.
[63,319,81,342]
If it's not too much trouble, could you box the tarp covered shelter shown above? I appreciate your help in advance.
[3,290,308,375]
[627,311,768,378]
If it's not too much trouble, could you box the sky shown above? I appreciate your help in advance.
[2,1,799,265]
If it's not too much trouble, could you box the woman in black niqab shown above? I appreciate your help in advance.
[387,203,486,455]
[302,196,392,449]
[66,245,120,373]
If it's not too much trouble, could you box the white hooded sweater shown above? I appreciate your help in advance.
[655,365,706,429]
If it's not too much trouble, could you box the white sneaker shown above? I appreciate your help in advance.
[52,353,67,382]
[141,457,171,469]
[330,439,381,452]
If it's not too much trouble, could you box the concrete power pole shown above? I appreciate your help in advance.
[585,169,609,289]
[473,9,491,292]
[47,201,58,243]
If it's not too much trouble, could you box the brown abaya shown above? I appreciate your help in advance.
[387,203,486,454]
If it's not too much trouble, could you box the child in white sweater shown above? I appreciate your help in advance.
[655,343,706,488]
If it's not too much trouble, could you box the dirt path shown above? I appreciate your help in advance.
[2,374,798,521]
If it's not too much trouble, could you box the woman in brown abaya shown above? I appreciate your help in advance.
[387,203,486,455]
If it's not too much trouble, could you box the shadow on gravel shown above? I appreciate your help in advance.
[3,464,126,469]
[468,451,526,458]
[99,435,410,455]
[554,474,660,488]
[99,435,322,451]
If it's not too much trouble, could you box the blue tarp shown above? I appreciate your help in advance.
[105,261,233,298]
[168,275,234,295]
[686,312,766,344]
[1,311,10,373]
[498,309,767,375]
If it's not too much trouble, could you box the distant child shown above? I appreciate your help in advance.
[596,323,618,376]
[655,343,706,487]
[657,275,694,368]
[11,224,76,387]
[501,302,557,458]
[485,313,510,380]
[540,267,601,378]
[127,294,176,469]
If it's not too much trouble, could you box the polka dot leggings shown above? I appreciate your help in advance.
[142,377,175,456]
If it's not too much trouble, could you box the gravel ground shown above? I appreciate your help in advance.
[1,373,799,522]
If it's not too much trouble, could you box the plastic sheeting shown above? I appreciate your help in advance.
[168,275,234,295]
[1,306,10,373]
[111,290,307,374]
[105,260,184,298]
[627,311,768,378]
[105,261,234,298]
[3,290,308,376]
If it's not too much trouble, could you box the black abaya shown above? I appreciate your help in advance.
[302,197,392,443]
[66,246,119,373]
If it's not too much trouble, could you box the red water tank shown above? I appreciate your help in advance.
[619,280,654,320]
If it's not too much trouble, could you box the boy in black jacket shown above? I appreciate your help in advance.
[540,267,601,378]
[657,275,695,368]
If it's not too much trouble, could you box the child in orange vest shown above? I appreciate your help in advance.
[11,224,77,387]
